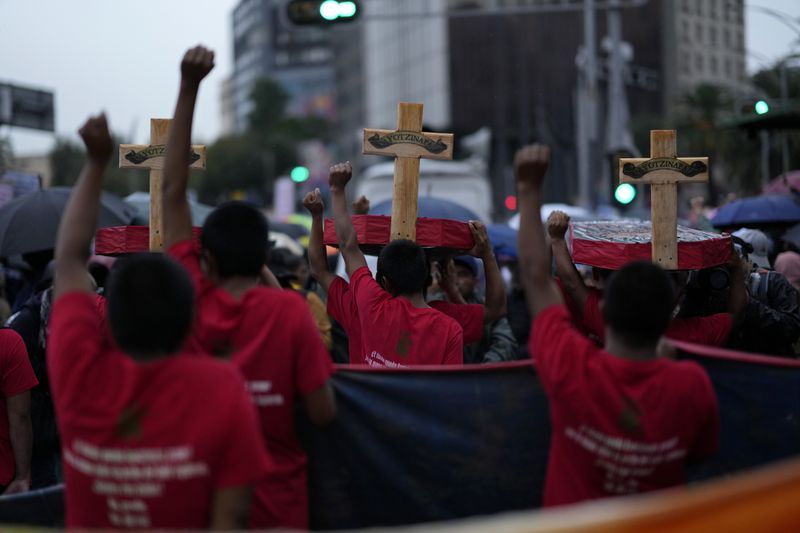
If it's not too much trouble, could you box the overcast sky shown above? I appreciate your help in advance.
[1,0,799,156]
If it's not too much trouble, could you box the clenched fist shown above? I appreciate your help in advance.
[329,161,352,191]
[181,45,215,86]
[514,144,551,191]
[547,210,570,240]
[78,113,113,163]
[303,188,325,216]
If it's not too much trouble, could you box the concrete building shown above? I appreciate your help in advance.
[332,0,746,210]
[229,0,337,132]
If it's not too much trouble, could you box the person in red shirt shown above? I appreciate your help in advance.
[323,162,463,366]
[515,144,720,506]
[161,46,336,530]
[50,113,269,529]
[0,328,37,495]
[304,189,502,363]
[547,210,746,347]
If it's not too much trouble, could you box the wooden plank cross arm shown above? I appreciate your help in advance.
[362,102,454,241]
[619,130,708,269]
[119,118,206,250]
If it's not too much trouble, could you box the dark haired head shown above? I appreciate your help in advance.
[105,253,195,359]
[376,240,429,296]
[602,261,675,350]
[267,247,302,289]
[200,201,270,278]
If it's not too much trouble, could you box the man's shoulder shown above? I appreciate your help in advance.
[165,355,243,388]
[245,286,307,308]
[659,358,714,393]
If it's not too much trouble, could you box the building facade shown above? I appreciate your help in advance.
[229,0,337,133]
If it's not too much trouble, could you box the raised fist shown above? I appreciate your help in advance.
[329,161,352,191]
[514,144,551,190]
[547,210,570,239]
[78,113,113,163]
[352,195,370,215]
[303,188,324,215]
[181,45,215,86]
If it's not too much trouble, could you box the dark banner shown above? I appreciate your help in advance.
[305,348,800,529]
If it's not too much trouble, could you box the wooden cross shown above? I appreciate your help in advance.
[619,130,708,269]
[363,102,454,241]
[119,118,206,250]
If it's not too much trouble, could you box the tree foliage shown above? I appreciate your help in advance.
[197,78,329,204]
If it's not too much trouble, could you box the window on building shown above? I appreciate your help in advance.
[724,28,730,47]
[696,53,704,73]
[710,0,718,18]
[695,22,703,43]
[710,55,718,75]
[724,57,732,77]
[710,26,717,46]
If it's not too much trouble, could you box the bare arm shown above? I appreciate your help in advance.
[547,211,589,311]
[468,221,507,324]
[303,188,337,291]
[210,486,251,530]
[304,382,336,426]
[163,46,215,249]
[329,162,367,278]
[515,145,563,316]
[2,392,32,495]
[54,114,114,299]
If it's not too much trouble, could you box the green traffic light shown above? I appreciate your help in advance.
[755,100,769,115]
[614,183,636,205]
[339,1,357,17]
[319,0,340,20]
[291,166,310,183]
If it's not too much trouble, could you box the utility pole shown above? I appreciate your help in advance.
[576,0,599,210]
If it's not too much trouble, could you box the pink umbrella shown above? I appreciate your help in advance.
[762,171,800,196]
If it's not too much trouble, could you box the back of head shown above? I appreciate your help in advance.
[106,253,195,359]
[603,261,675,350]
[201,201,270,278]
[377,240,428,296]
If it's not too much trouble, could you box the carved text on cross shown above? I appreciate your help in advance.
[119,118,206,251]
[619,130,709,269]
[362,102,454,241]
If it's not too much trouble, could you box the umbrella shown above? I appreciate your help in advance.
[124,192,213,226]
[369,197,482,222]
[0,187,137,257]
[487,223,518,260]
[761,171,800,196]
[711,195,800,228]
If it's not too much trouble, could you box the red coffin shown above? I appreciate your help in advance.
[323,215,474,256]
[570,220,732,271]
[95,226,201,255]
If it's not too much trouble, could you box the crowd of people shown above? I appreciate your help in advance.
[0,45,799,529]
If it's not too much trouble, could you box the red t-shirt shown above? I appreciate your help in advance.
[327,276,479,364]
[429,300,484,344]
[0,329,37,486]
[582,289,733,347]
[343,267,463,366]
[529,305,719,507]
[169,240,334,529]
[48,292,269,529]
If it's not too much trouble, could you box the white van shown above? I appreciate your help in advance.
[355,158,493,222]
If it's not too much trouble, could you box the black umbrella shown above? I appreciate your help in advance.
[0,187,137,257]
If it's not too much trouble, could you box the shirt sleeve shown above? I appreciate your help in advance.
[326,277,355,330]
[430,301,485,344]
[215,369,272,488]
[667,313,733,347]
[0,329,37,398]
[529,305,596,395]
[443,323,464,365]
[291,297,334,396]
[350,266,391,319]
[167,239,207,293]
[47,292,106,412]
